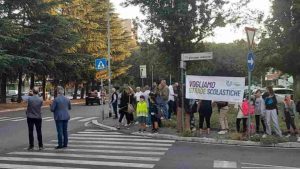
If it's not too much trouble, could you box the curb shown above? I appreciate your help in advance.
[0,102,84,113]
[91,120,118,131]
[92,121,300,148]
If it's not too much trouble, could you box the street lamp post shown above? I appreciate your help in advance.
[245,27,256,138]
[107,0,112,111]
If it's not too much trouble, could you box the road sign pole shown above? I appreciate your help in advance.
[181,66,185,132]
[248,71,251,138]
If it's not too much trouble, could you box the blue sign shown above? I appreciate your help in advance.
[95,58,108,71]
[247,51,255,72]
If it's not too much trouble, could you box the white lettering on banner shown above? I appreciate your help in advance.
[185,75,245,103]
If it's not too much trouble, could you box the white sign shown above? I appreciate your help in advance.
[186,75,245,103]
[181,52,213,61]
[140,65,147,78]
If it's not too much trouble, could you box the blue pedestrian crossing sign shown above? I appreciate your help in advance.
[95,58,108,71]
[247,51,255,72]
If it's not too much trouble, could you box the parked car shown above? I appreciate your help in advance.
[6,90,18,98]
[11,92,28,102]
[85,90,101,105]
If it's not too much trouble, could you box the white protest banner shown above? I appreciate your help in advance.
[186,75,245,103]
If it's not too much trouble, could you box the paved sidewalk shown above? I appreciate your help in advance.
[93,117,300,148]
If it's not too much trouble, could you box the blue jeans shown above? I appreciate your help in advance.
[159,102,168,119]
[55,120,68,147]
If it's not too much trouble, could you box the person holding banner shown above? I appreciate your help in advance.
[216,101,229,135]
[198,100,213,134]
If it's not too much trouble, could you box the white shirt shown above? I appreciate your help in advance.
[134,91,143,102]
[143,90,151,107]
[168,85,175,101]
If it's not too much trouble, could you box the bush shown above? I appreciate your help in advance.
[181,129,193,137]
[162,119,177,129]
[260,135,289,145]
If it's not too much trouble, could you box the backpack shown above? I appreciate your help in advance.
[241,100,254,116]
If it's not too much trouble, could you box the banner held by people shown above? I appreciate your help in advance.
[186,75,245,103]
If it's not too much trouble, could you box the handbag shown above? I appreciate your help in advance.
[127,95,135,114]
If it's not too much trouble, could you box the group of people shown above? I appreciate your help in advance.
[111,80,179,133]
[26,86,71,150]
[112,82,298,137]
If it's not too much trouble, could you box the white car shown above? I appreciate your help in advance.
[272,88,293,103]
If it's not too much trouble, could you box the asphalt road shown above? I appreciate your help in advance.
[0,104,300,169]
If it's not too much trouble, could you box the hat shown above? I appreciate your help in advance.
[140,95,145,99]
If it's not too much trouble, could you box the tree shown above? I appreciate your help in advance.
[124,0,254,81]
[258,0,300,98]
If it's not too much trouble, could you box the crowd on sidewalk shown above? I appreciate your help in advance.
[111,81,300,138]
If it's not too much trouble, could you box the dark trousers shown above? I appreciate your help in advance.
[27,118,43,148]
[236,118,247,133]
[112,103,118,118]
[168,100,175,119]
[55,120,69,147]
[199,114,211,129]
[284,112,297,132]
[119,110,130,124]
[255,115,266,133]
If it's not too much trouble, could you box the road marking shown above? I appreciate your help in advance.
[12,118,27,121]
[69,117,84,121]
[214,160,237,168]
[9,151,161,162]
[68,136,175,143]
[43,143,169,151]
[51,140,173,147]
[0,163,87,169]
[84,129,105,132]
[77,131,123,134]
[71,133,145,138]
[241,162,300,169]
[0,117,9,120]
[45,118,55,121]
[42,117,53,120]
[44,148,165,155]
[0,157,155,168]
[0,117,24,121]
[78,117,98,122]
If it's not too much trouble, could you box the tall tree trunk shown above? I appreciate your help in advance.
[73,81,79,100]
[42,75,46,101]
[85,81,91,96]
[293,74,300,101]
[17,71,22,103]
[80,86,85,99]
[54,79,58,98]
[30,73,35,89]
[0,73,7,103]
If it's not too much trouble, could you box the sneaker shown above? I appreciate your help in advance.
[38,147,44,151]
[143,129,146,133]
[192,127,196,132]
[218,130,226,135]
[262,134,267,138]
[124,124,128,127]
[138,129,142,133]
[297,137,300,142]
[286,134,291,138]
[27,146,34,151]
[135,122,139,125]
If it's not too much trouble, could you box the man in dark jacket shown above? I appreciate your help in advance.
[26,87,43,150]
[51,86,71,149]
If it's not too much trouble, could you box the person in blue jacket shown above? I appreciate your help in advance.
[50,86,71,149]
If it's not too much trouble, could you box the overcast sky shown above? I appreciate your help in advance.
[112,0,272,43]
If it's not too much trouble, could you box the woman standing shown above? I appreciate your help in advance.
[263,86,282,137]
[198,100,213,134]
[235,99,248,133]
[216,101,229,135]
[117,87,132,129]
[254,90,266,134]
[283,95,297,136]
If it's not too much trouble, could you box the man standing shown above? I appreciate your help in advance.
[168,82,178,119]
[51,86,71,149]
[26,87,43,151]
[157,80,169,119]
[111,88,118,119]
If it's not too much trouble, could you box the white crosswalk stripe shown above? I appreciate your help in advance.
[0,129,174,168]
[0,116,100,123]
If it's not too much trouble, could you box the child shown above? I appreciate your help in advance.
[235,100,248,133]
[149,93,159,133]
[136,95,148,132]
[283,95,297,136]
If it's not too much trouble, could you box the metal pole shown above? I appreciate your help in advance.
[181,67,185,132]
[151,65,153,87]
[170,74,172,85]
[107,0,111,105]
[248,71,251,139]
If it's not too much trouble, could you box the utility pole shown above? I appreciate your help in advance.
[107,0,111,106]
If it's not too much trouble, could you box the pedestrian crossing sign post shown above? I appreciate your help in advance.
[95,58,108,71]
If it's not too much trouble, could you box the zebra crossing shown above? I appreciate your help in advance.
[0,116,99,123]
[0,129,175,168]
